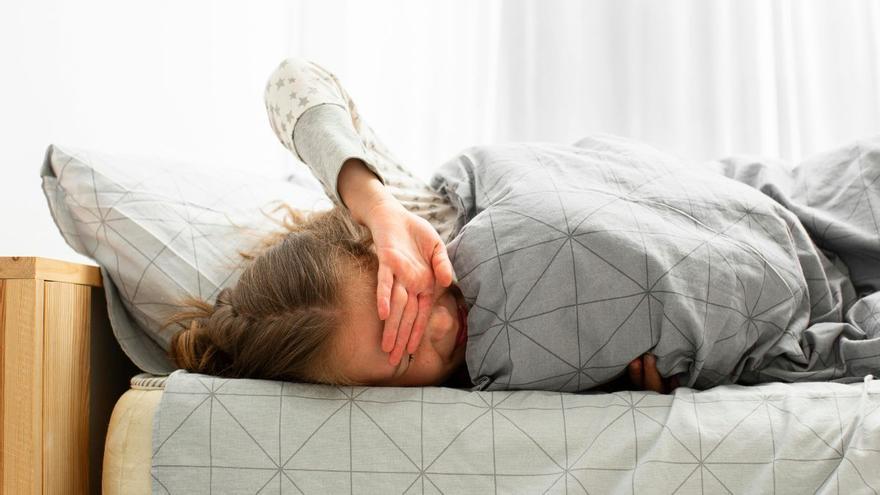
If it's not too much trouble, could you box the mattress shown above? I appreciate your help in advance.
[104,374,166,495]
[111,370,880,494]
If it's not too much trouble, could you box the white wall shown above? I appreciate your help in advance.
[0,1,295,264]
[3,0,879,266]
[293,0,880,172]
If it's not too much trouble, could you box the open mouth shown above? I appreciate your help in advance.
[455,304,468,349]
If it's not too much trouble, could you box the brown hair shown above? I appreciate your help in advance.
[160,203,377,386]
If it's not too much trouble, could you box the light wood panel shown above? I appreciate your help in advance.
[1,257,136,494]
[0,257,102,288]
[42,282,91,494]
[0,280,3,492]
[1,278,45,495]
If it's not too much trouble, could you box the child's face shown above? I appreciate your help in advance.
[334,270,467,386]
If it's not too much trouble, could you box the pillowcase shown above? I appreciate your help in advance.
[40,144,332,374]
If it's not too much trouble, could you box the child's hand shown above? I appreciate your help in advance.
[627,353,681,394]
[365,198,455,366]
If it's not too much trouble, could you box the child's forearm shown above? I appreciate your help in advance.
[338,158,402,227]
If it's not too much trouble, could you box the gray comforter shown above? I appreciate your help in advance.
[430,133,880,392]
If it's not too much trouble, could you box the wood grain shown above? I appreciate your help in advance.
[0,257,102,288]
[0,280,4,491]
[1,278,44,495]
[43,282,91,494]
[1,257,131,494]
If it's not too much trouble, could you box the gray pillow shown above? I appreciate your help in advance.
[432,134,879,392]
[40,144,332,374]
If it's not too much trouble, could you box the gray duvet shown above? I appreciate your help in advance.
[430,133,880,392]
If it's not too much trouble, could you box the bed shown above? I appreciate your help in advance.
[11,290,877,495]
[23,138,880,493]
[4,256,878,494]
[145,371,880,494]
[6,257,878,494]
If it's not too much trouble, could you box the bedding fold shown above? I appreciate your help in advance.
[430,133,880,391]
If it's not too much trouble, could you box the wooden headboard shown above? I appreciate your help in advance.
[1,256,140,494]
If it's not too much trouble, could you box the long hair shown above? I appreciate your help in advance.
[160,203,377,385]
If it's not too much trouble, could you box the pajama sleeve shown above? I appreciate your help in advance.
[263,58,458,242]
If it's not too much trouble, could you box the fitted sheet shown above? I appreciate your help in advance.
[149,370,880,494]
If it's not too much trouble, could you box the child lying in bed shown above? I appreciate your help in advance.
[163,58,880,392]
[164,199,677,392]
[161,57,680,393]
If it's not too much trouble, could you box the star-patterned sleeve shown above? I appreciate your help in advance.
[263,57,458,242]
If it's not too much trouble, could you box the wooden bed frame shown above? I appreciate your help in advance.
[1,256,140,494]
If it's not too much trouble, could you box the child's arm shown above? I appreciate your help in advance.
[263,58,457,242]
[336,158,390,226]
[263,58,458,365]
[337,157,454,366]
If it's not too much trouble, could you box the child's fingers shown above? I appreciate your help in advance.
[407,292,433,354]
[643,354,665,393]
[376,264,394,321]
[381,281,407,354]
[389,292,419,366]
[431,243,455,287]
[628,357,643,389]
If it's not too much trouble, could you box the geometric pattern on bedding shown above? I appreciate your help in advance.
[432,136,880,393]
[40,144,332,376]
[152,370,879,494]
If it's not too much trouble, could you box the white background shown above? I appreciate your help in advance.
[2,0,879,265]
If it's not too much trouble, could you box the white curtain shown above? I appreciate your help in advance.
[290,0,880,179]
[3,0,879,262]
[0,0,294,263]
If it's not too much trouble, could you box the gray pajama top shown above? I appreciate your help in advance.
[263,58,458,243]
